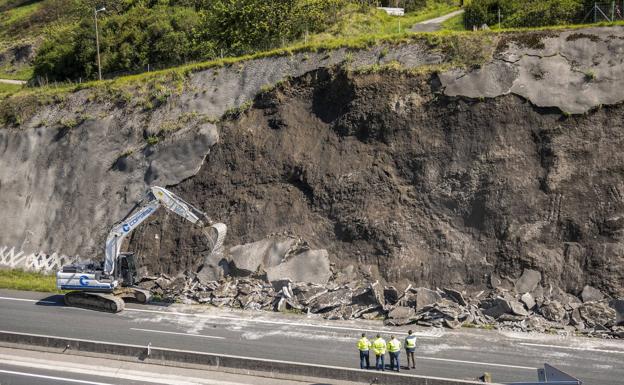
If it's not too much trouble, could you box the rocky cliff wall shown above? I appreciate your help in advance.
[1,27,623,298]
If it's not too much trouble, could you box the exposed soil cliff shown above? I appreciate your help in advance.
[131,67,624,298]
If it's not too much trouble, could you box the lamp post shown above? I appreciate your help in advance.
[94,6,106,81]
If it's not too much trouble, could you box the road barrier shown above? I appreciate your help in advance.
[0,330,498,385]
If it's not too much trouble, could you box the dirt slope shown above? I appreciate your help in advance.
[128,67,624,297]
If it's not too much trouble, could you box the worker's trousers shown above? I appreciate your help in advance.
[389,351,400,371]
[406,349,416,368]
[359,350,370,369]
[375,354,385,370]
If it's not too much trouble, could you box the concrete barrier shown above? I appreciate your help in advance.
[0,330,499,385]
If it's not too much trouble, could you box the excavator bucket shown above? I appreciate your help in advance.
[203,222,227,255]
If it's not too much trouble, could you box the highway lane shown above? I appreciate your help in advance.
[0,346,328,385]
[0,289,622,384]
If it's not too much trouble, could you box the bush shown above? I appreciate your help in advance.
[34,5,203,81]
[33,0,355,81]
[464,0,585,29]
[197,0,351,57]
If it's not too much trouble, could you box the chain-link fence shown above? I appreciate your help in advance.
[582,1,624,22]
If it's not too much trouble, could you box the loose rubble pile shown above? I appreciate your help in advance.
[138,267,624,339]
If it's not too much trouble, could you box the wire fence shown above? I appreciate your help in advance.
[582,1,624,23]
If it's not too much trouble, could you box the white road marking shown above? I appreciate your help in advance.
[0,296,56,304]
[0,329,534,377]
[0,369,114,385]
[0,294,437,337]
[519,342,624,355]
[417,356,535,370]
[126,307,439,337]
[130,327,225,339]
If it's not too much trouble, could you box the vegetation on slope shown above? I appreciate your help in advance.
[464,0,609,29]
[0,0,460,82]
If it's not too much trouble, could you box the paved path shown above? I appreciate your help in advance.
[0,289,621,384]
[411,9,465,32]
[0,78,26,85]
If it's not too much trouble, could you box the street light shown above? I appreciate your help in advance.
[94,6,106,81]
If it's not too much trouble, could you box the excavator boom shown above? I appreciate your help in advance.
[57,186,226,312]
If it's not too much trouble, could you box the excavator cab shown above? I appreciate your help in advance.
[118,252,137,286]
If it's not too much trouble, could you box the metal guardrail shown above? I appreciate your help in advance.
[505,364,582,385]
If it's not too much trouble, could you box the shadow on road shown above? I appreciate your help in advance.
[36,294,65,306]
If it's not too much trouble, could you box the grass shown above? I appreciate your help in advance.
[0,268,61,292]
[307,2,461,44]
[0,1,41,28]
[0,64,33,81]
[441,12,466,31]
[0,81,22,98]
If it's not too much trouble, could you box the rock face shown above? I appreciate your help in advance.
[1,27,624,302]
[149,61,624,298]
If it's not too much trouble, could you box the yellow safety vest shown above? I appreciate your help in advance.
[372,338,387,355]
[387,338,401,353]
[405,335,416,349]
[357,337,371,351]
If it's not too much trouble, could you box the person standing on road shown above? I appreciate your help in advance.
[372,334,387,371]
[356,333,371,369]
[387,335,401,372]
[405,330,417,369]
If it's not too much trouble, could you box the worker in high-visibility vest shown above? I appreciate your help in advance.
[387,335,402,372]
[372,334,387,371]
[405,329,417,369]
[356,333,371,369]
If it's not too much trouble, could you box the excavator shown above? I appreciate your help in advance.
[56,186,227,313]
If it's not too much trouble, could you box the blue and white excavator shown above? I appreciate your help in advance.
[56,186,227,313]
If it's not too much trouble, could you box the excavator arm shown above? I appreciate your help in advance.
[104,186,225,275]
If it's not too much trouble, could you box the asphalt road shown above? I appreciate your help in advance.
[0,289,622,385]
[0,362,143,385]
[411,9,465,32]
[0,346,330,385]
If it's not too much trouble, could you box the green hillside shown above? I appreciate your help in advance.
[0,0,621,88]
[2,0,461,83]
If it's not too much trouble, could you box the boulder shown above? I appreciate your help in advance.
[353,282,385,306]
[385,306,416,326]
[444,319,462,329]
[581,285,604,303]
[444,288,467,306]
[520,293,536,310]
[228,237,297,276]
[415,288,442,310]
[265,249,331,284]
[308,288,352,313]
[292,284,328,306]
[610,299,624,326]
[540,301,567,323]
[480,298,512,319]
[514,269,541,294]
[579,301,616,328]
[508,300,529,316]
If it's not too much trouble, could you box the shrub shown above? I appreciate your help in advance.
[464,0,585,29]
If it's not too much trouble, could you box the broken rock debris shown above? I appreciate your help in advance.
[139,266,622,338]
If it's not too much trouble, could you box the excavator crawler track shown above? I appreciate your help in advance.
[64,291,125,313]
